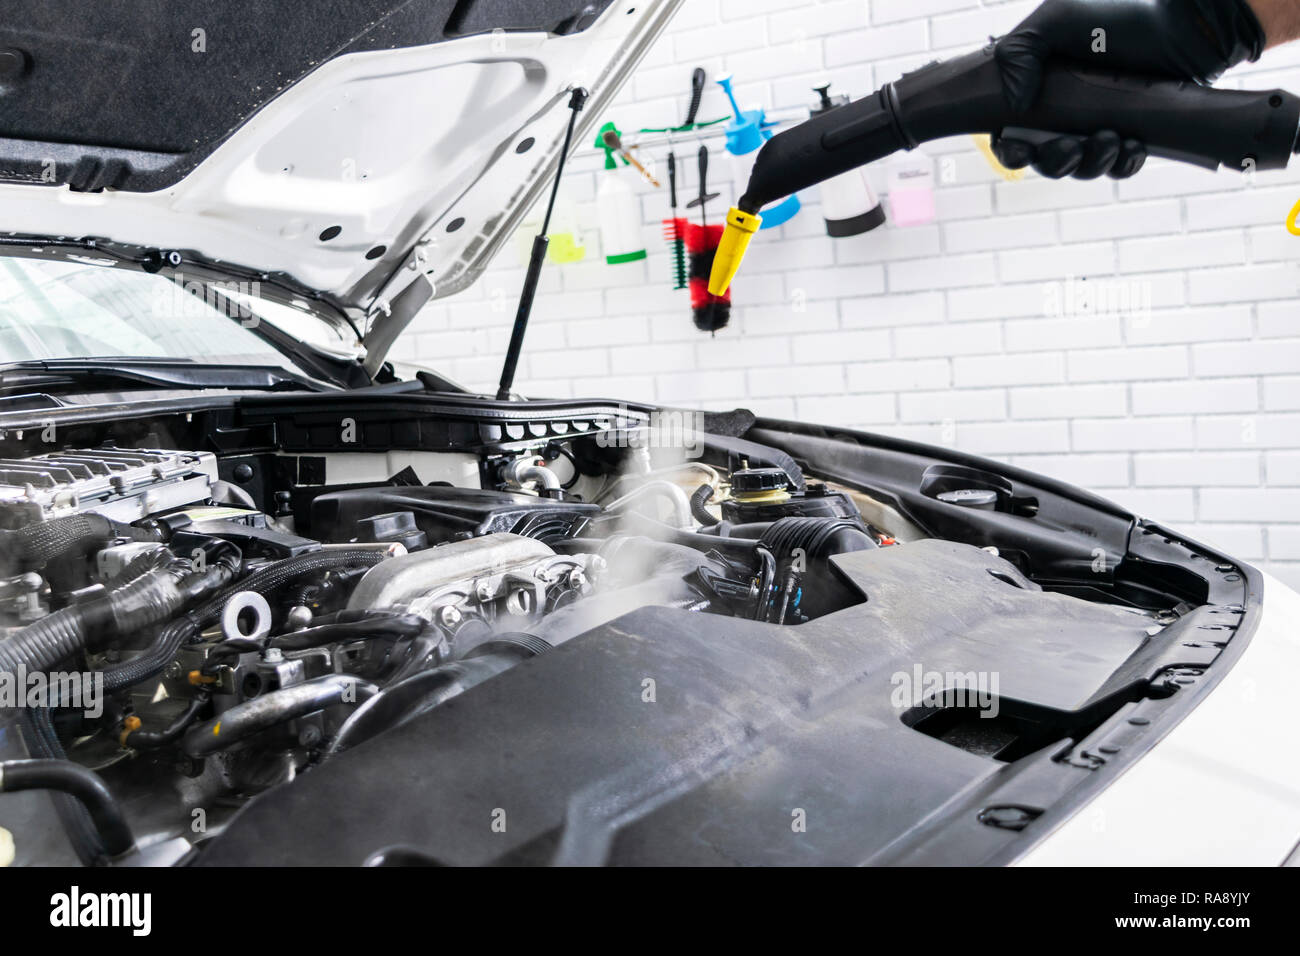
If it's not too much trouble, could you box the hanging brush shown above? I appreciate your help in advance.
[684,145,730,334]
[660,70,707,293]
[662,152,688,290]
[600,128,660,186]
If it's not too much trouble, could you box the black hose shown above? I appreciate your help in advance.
[0,606,88,685]
[609,512,761,562]
[123,693,210,750]
[206,549,387,610]
[690,483,721,526]
[758,515,876,559]
[0,758,135,858]
[270,610,428,653]
[0,513,162,574]
[18,708,106,866]
[102,548,386,692]
[101,620,193,693]
[198,638,264,675]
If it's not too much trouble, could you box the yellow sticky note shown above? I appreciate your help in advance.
[547,232,587,263]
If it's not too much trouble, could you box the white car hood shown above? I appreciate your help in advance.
[0,0,680,369]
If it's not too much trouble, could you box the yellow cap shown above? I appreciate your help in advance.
[707,206,762,296]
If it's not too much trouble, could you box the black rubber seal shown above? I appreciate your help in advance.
[826,203,887,237]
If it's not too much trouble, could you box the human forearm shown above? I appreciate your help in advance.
[1249,0,1300,46]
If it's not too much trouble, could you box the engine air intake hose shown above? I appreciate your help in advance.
[757,517,876,621]
[758,516,877,561]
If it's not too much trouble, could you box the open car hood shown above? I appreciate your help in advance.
[0,0,680,372]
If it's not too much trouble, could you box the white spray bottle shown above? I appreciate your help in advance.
[594,121,647,265]
[811,83,885,237]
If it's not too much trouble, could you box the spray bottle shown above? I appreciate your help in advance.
[810,84,885,237]
[594,121,647,265]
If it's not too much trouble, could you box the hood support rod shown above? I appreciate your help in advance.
[496,87,588,401]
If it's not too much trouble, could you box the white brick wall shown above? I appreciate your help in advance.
[398,0,1300,587]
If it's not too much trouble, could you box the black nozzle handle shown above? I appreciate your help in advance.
[741,44,1300,211]
[685,67,706,126]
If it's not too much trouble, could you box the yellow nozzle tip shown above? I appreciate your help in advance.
[707,207,762,296]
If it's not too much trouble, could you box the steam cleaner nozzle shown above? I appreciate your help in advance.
[707,206,762,296]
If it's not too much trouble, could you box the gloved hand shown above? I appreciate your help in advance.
[992,0,1267,179]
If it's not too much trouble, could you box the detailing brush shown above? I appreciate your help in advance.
[684,145,730,334]
[601,129,660,187]
[662,152,688,290]
[686,221,730,333]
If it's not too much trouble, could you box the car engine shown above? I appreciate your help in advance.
[0,437,899,864]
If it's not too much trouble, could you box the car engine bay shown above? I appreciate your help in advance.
[0,397,1256,866]
[0,414,907,861]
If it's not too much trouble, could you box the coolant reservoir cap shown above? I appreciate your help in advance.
[730,467,792,497]
[937,488,998,510]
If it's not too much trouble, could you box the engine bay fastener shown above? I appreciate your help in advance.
[118,715,142,748]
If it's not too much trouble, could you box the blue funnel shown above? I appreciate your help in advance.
[717,74,800,230]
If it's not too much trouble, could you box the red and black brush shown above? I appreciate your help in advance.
[684,145,730,334]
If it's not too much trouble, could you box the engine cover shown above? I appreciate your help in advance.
[195,539,1155,866]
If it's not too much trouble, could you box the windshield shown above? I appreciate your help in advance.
[0,257,297,366]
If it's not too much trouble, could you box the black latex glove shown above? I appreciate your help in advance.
[992,0,1267,179]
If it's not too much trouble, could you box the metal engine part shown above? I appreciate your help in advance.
[0,448,217,527]
[345,532,597,627]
